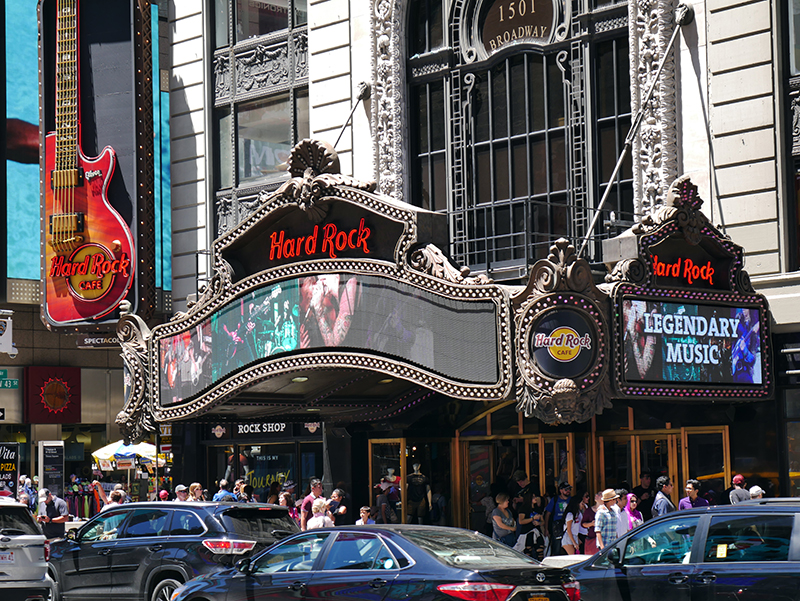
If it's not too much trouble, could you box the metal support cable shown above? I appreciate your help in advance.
[334,82,372,149]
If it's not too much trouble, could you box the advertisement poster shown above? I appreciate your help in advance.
[0,443,19,497]
[38,441,64,498]
[622,299,762,385]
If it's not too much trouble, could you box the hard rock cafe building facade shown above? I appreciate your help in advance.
[117,139,777,527]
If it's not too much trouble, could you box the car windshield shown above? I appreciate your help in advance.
[220,507,298,540]
[396,528,538,569]
[0,506,41,536]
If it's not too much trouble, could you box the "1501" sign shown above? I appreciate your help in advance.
[480,0,554,53]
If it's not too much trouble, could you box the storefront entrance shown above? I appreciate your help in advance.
[599,426,730,500]
[451,402,733,529]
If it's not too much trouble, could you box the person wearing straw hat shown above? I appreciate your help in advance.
[595,489,619,551]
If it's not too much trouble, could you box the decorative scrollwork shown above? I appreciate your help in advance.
[409,244,492,285]
[520,238,601,299]
[605,258,647,285]
[273,140,378,223]
[736,269,755,294]
[633,176,709,246]
[115,301,155,444]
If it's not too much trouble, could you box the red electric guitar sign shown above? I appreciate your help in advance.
[42,0,135,326]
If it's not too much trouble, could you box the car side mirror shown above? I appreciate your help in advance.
[608,547,621,567]
[66,529,78,541]
[235,557,251,573]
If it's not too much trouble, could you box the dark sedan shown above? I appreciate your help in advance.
[171,525,579,601]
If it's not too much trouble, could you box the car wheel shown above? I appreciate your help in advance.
[48,568,61,601]
[151,577,182,601]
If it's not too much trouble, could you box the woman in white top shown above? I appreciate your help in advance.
[306,497,334,529]
[560,494,586,555]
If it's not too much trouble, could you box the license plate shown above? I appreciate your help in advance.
[529,596,548,601]
[0,551,14,564]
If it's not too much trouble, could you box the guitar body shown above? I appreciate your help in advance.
[43,131,136,325]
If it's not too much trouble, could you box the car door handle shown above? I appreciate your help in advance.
[369,579,388,589]
[289,581,306,591]
[668,573,689,585]
[148,545,163,552]
[98,548,111,555]
[696,572,717,585]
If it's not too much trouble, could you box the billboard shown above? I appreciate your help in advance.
[622,298,762,385]
[159,273,500,405]
[5,1,41,283]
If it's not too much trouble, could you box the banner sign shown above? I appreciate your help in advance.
[0,443,19,497]
[622,298,763,385]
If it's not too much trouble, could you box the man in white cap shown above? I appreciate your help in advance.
[749,485,764,500]
[175,484,189,501]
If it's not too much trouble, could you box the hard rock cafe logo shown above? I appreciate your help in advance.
[40,377,71,413]
[533,327,592,362]
[49,242,131,301]
[305,422,320,434]
[212,425,227,439]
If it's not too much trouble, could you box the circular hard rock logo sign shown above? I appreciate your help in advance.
[530,309,597,379]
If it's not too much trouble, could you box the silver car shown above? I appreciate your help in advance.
[0,497,54,601]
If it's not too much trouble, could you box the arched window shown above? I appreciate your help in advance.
[406,0,632,278]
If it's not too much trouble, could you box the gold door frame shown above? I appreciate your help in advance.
[597,426,730,507]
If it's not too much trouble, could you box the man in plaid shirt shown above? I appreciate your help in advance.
[595,489,620,550]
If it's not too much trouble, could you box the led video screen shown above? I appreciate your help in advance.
[622,298,762,385]
[160,274,500,404]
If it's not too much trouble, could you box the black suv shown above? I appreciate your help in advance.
[48,501,298,601]
[570,498,800,601]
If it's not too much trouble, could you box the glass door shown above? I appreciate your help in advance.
[598,435,633,492]
[681,426,729,504]
[368,439,405,523]
[466,442,492,533]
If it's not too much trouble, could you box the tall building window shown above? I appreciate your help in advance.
[212,0,308,205]
[406,0,631,278]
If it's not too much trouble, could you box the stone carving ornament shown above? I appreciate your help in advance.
[629,0,678,215]
[115,301,155,444]
[371,0,405,202]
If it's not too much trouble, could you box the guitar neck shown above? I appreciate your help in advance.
[54,0,79,186]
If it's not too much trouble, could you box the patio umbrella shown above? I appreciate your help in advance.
[92,440,157,462]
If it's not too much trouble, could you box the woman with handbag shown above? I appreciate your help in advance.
[492,493,517,546]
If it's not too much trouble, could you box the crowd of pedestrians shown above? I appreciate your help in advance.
[477,467,773,558]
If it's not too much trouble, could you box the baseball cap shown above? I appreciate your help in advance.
[732,474,745,485]
[175,484,188,493]
[559,481,572,490]
[511,470,528,482]
[281,480,296,491]
[749,485,764,498]
[158,490,169,500]
[39,488,51,499]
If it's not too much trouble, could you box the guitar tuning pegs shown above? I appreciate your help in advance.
[112,240,121,252]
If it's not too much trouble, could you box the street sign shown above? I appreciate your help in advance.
[0,370,6,378]
[0,380,18,389]
[0,408,5,421]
